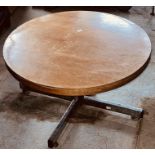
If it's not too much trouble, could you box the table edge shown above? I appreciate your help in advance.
[5,53,151,96]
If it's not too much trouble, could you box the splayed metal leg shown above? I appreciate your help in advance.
[48,96,82,148]
[83,96,144,120]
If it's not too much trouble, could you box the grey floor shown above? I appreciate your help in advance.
[0,6,155,149]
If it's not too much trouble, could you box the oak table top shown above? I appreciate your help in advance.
[3,11,151,96]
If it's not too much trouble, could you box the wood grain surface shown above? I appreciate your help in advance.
[3,11,151,96]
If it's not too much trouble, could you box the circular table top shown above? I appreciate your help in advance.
[3,11,151,96]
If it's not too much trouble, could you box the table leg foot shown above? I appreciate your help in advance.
[48,141,58,149]
[150,6,155,16]
[19,83,29,94]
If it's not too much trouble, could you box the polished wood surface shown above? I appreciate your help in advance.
[3,11,151,96]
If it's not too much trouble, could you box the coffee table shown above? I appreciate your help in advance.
[3,11,151,148]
